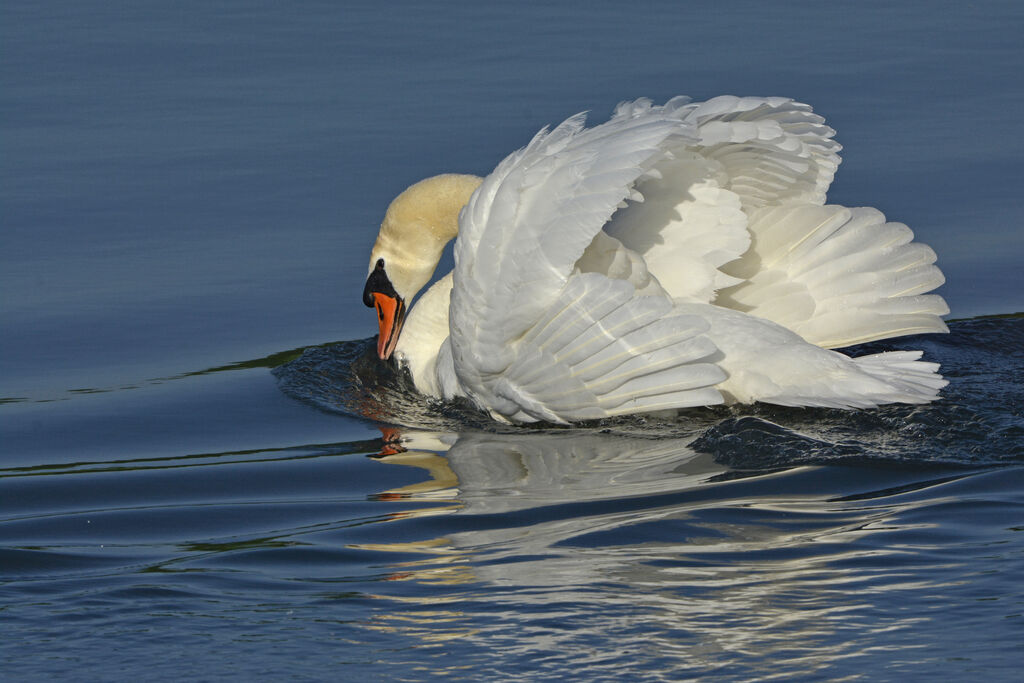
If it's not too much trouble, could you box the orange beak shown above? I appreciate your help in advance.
[373,292,406,360]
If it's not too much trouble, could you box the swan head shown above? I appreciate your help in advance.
[363,173,482,359]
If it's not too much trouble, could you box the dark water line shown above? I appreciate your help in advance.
[0,438,386,478]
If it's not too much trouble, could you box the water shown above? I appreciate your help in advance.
[3,1,1024,679]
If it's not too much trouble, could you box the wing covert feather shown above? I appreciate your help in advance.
[469,273,724,423]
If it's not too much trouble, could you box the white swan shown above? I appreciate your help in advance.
[362,96,949,424]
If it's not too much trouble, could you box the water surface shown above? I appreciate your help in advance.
[3,1,1023,679]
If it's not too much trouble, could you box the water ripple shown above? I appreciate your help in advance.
[5,317,1022,680]
[275,315,1024,468]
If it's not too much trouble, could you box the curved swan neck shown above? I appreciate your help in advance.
[370,174,483,301]
[383,174,482,246]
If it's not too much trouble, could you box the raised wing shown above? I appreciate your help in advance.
[601,96,946,349]
[715,203,949,348]
[448,107,725,422]
[681,95,841,209]
[439,275,723,423]
[454,109,691,352]
[605,96,843,303]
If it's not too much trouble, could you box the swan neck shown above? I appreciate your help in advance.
[372,174,482,300]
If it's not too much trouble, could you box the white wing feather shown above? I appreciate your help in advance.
[603,96,945,350]
[605,96,843,304]
[478,275,724,423]
[673,303,947,409]
[449,109,725,422]
[715,203,949,348]
[683,95,841,209]
[392,96,948,421]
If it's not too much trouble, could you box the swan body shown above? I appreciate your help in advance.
[363,96,949,424]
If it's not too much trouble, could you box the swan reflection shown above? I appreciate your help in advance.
[356,426,954,674]
[358,427,728,587]
[373,427,721,510]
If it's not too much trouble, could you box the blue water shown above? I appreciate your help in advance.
[3,1,1024,679]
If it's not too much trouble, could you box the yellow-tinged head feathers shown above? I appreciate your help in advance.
[363,174,482,359]
[368,174,483,303]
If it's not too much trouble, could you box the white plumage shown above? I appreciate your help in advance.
[363,95,949,424]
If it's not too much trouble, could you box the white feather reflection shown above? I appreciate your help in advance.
[356,427,975,677]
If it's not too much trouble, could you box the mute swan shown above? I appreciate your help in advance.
[362,96,949,424]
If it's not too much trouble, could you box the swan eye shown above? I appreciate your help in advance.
[363,258,399,307]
